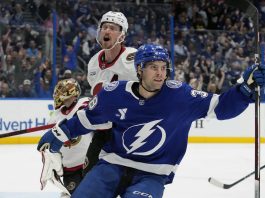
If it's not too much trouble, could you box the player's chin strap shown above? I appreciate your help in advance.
[139,81,160,93]
[40,149,71,196]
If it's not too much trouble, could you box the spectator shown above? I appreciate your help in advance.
[207,73,225,94]
[174,38,189,63]
[16,79,37,98]
[2,54,15,74]
[24,24,41,47]
[9,3,24,27]
[61,33,81,71]
[74,0,90,19]
[26,40,41,59]
[34,65,53,98]
[58,13,73,40]
[75,72,90,96]
[62,69,72,79]
[0,82,15,98]
[0,4,11,25]
[43,13,55,61]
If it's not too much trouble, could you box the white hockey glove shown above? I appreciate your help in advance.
[40,149,71,196]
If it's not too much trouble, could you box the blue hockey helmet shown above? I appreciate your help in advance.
[134,44,171,80]
[134,44,170,69]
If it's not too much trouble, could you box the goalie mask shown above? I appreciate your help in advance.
[134,44,171,80]
[53,78,81,109]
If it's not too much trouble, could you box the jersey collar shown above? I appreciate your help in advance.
[98,46,126,70]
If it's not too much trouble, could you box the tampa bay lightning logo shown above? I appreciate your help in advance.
[104,81,119,91]
[122,119,166,156]
[166,80,182,88]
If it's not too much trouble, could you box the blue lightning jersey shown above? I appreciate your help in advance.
[65,80,251,183]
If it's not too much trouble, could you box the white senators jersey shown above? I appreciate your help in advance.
[49,97,94,170]
[87,46,138,95]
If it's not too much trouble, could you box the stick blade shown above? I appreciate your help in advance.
[208,177,232,189]
[208,177,225,189]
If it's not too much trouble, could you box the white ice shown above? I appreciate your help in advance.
[0,144,264,198]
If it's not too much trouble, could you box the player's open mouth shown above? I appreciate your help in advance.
[103,37,110,41]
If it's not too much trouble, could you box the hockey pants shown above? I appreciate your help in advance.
[72,160,166,198]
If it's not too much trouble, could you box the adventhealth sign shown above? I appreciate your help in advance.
[0,100,264,143]
[0,99,53,141]
[0,117,47,131]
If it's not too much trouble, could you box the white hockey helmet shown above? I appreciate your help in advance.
[99,11,128,33]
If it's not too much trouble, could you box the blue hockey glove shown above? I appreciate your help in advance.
[239,64,265,99]
[37,119,72,153]
[37,130,64,152]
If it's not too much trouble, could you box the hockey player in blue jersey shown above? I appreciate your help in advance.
[37,44,265,198]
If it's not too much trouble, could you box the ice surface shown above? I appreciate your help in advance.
[0,144,264,198]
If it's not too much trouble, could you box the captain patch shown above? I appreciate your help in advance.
[166,80,182,89]
[104,81,119,91]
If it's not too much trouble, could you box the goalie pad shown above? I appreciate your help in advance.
[40,150,70,196]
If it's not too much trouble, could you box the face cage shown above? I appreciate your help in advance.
[53,84,80,109]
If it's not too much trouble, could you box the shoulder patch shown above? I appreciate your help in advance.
[104,81,119,91]
[166,80,182,89]
[126,52,135,61]
[89,70,97,76]
[191,90,208,98]
[89,96,98,110]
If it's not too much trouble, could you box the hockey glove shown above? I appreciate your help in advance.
[40,149,71,196]
[37,130,64,152]
[238,64,265,99]
[37,119,72,153]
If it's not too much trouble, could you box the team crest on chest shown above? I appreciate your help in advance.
[104,81,119,91]
[122,119,166,156]
[166,80,182,88]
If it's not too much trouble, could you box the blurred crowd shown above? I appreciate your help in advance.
[0,0,265,99]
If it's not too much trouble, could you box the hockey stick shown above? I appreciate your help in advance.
[0,123,55,138]
[208,164,265,189]
[225,0,261,197]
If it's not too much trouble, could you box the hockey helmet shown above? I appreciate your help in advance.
[134,44,170,69]
[99,11,128,33]
[53,78,81,109]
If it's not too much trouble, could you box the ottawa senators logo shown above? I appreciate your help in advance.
[66,181,76,191]
[126,52,135,61]
[63,136,82,147]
